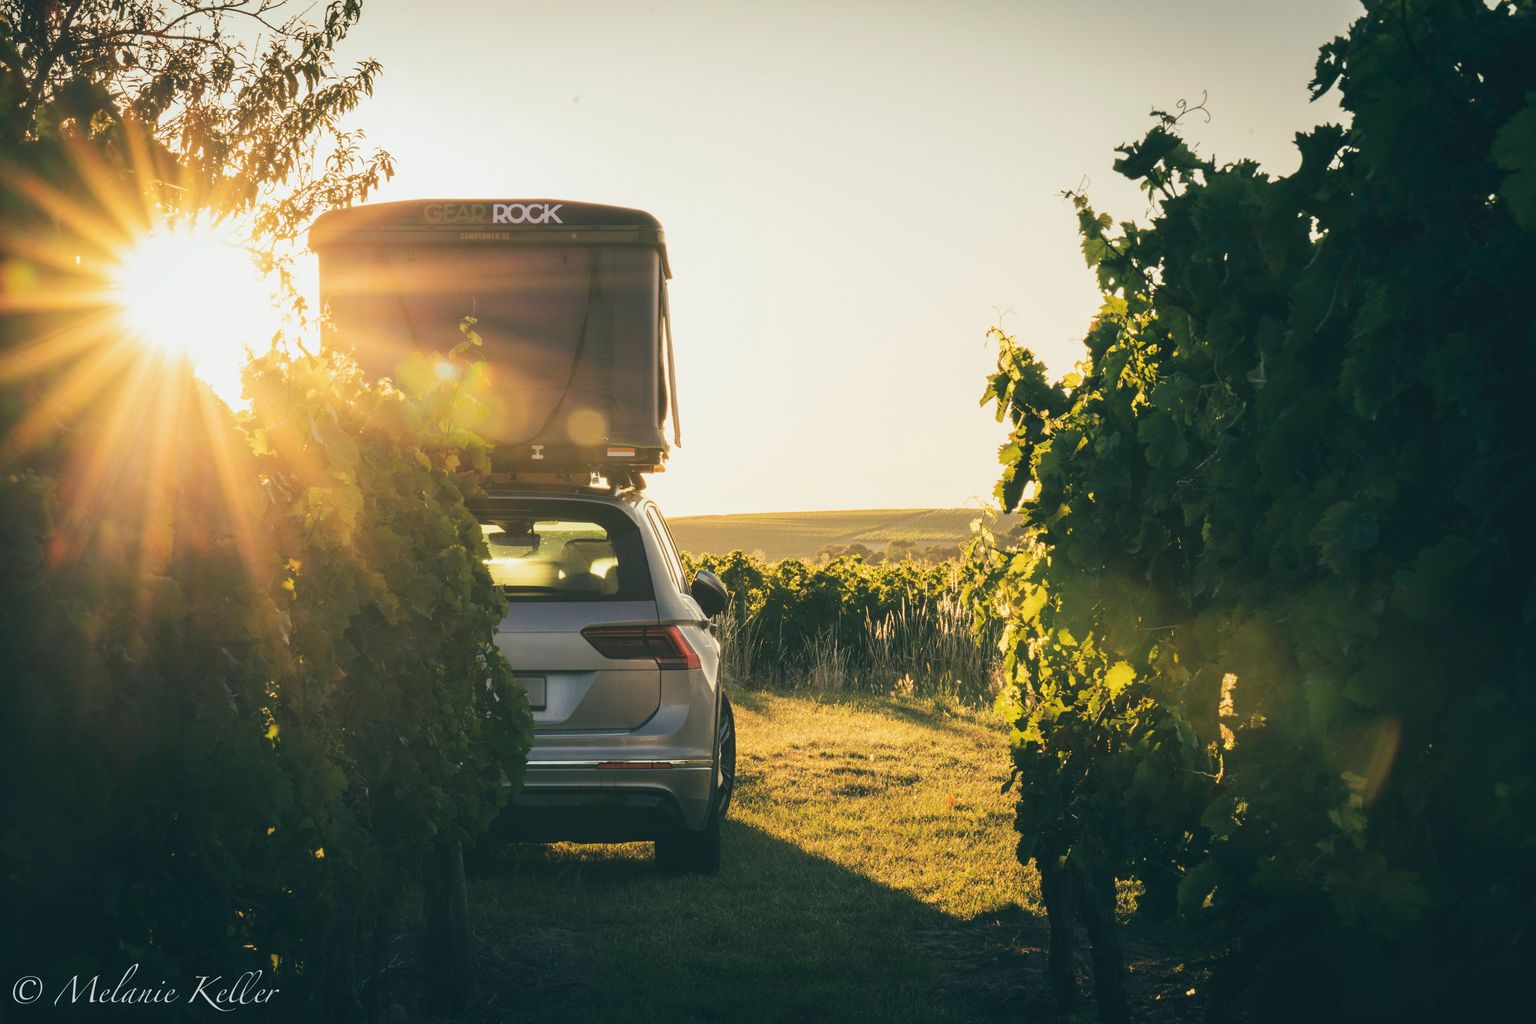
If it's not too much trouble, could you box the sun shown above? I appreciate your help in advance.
[108,221,282,405]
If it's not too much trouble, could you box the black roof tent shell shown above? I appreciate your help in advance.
[308,199,672,278]
[308,199,679,478]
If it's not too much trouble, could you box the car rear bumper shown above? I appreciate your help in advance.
[493,762,713,840]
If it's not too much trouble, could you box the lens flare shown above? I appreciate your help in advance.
[108,222,280,405]
[0,139,291,590]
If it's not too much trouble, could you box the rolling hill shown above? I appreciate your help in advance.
[665,508,1022,561]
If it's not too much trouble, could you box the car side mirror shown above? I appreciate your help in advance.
[689,569,728,619]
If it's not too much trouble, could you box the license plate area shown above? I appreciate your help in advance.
[515,674,547,711]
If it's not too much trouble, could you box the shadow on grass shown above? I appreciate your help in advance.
[446,821,1052,1024]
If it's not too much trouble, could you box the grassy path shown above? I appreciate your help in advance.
[421,691,1199,1023]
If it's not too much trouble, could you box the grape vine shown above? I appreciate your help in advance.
[976,2,1536,1020]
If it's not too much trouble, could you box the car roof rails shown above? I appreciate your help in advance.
[477,469,649,497]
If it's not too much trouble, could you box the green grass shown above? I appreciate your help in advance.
[724,691,1035,921]
[666,508,1021,561]
[381,691,1202,1023]
[426,692,1045,1023]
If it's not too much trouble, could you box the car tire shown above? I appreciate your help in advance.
[714,692,736,821]
[654,693,734,875]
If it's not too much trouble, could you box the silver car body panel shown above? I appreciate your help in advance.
[475,486,723,836]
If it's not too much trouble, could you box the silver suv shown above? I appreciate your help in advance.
[475,483,735,873]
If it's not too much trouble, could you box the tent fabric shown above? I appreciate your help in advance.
[317,242,667,459]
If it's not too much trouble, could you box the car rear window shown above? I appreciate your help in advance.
[475,500,653,602]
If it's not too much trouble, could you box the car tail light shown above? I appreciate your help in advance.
[581,625,701,670]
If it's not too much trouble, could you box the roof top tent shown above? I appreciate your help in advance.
[309,199,680,480]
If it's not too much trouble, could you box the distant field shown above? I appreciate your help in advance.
[667,508,1022,561]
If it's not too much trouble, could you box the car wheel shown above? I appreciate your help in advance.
[715,692,736,822]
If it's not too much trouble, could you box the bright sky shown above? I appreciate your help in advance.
[327,0,1359,516]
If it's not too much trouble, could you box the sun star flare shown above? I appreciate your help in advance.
[108,222,281,406]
